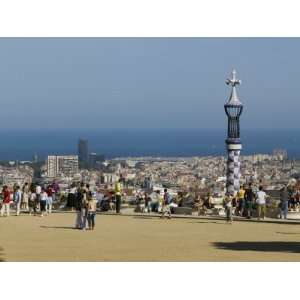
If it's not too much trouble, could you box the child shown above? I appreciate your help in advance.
[87,194,97,230]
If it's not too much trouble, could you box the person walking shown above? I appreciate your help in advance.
[87,194,97,230]
[223,192,233,224]
[256,186,267,220]
[279,185,289,219]
[14,186,22,216]
[114,179,122,214]
[0,186,11,217]
[40,189,48,217]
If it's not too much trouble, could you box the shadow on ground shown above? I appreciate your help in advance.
[188,221,222,225]
[40,226,77,230]
[276,232,300,235]
[213,241,300,253]
[132,216,157,220]
[0,247,5,262]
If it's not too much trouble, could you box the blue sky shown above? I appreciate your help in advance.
[0,38,299,130]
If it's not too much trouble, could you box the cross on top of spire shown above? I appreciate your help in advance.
[225,69,242,105]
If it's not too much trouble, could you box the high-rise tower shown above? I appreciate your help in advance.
[224,69,243,195]
[78,138,89,167]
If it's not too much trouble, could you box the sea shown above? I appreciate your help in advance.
[0,129,299,161]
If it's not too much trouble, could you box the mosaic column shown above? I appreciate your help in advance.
[224,70,243,196]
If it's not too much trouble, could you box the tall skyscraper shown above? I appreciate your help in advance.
[224,69,243,195]
[78,138,89,166]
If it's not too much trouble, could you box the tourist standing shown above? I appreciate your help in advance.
[78,183,88,230]
[115,179,122,214]
[1,186,11,217]
[21,182,29,211]
[144,193,152,213]
[67,183,76,210]
[46,185,54,214]
[223,192,233,224]
[237,185,246,216]
[74,184,83,229]
[80,184,92,229]
[40,189,48,217]
[245,183,255,219]
[150,190,160,212]
[161,188,172,219]
[51,180,60,203]
[14,186,22,216]
[29,191,37,216]
[87,194,97,230]
[279,185,289,219]
[35,183,42,211]
[256,186,267,220]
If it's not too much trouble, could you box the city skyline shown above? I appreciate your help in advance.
[0,38,300,130]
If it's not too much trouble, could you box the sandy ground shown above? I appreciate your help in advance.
[0,212,300,261]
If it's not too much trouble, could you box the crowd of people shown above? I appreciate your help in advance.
[0,182,59,217]
[219,183,298,223]
[222,184,269,224]
[1,178,298,226]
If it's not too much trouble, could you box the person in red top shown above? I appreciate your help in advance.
[1,185,11,217]
[46,185,53,214]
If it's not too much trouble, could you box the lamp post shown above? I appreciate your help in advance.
[224,69,243,195]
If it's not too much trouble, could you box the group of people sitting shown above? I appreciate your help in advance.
[134,189,176,218]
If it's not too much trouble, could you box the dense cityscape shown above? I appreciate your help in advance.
[0,138,296,213]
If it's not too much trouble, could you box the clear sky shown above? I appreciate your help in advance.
[0,38,299,130]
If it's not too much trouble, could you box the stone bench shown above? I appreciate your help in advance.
[172,207,193,215]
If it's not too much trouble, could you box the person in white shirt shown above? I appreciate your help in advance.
[256,186,267,220]
[223,192,233,223]
[40,189,48,217]
[35,184,42,211]
[14,186,22,216]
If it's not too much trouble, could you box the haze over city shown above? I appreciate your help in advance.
[0,38,299,130]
